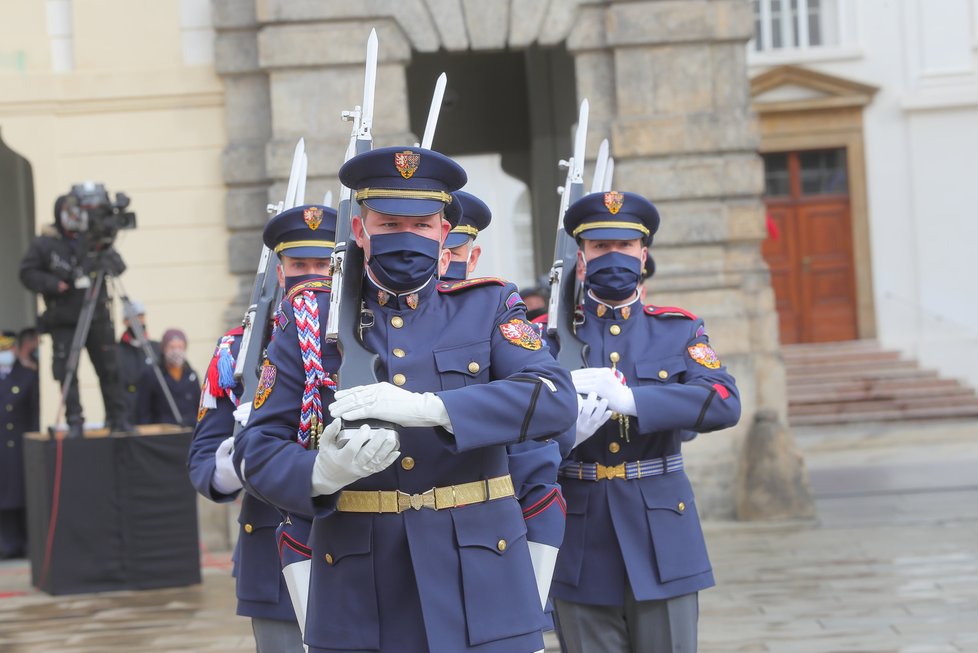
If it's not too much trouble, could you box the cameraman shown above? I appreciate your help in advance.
[18,191,130,437]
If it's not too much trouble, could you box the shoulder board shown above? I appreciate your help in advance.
[437,277,507,293]
[644,305,698,320]
[286,277,332,303]
[225,326,244,337]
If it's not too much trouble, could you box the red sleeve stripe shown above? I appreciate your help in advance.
[712,383,730,400]
[522,488,567,520]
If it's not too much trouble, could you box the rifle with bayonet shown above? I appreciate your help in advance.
[546,99,591,370]
[233,138,306,429]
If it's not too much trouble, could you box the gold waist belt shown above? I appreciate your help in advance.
[336,475,514,514]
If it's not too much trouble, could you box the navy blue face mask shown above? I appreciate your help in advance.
[283,273,327,293]
[367,231,441,292]
[585,251,643,301]
[442,260,469,281]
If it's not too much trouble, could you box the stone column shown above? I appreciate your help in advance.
[569,0,811,519]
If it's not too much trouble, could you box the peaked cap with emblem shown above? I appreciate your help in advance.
[563,190,659,245]
[263,204,337,258]
[444,190,492,248]
[338,145,467,226]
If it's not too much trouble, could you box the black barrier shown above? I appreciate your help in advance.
[23,426,200,595]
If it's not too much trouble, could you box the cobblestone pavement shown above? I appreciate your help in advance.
[1,419,975,652]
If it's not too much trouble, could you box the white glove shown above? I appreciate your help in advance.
[329,382,453,431]
[311,419,400,496]
[575,392,612,448]
[212,436,243,495]
[233,401,252,427]
[571,367,637,416]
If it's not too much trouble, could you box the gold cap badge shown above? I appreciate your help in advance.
[604,191,624,215]
[303,206,323,230]
[394,151,421,179]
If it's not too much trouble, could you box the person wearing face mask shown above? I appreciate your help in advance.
[0,330,39,559]
[440,190,489,282]
[546,191,741,653]
[187,203,336,653]
[235,145,577,653]
[136,328,200,427]
[116,300,162,424]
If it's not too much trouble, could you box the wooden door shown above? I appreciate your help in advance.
[761,149,858,344]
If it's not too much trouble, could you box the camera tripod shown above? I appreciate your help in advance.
[53,266,181,437]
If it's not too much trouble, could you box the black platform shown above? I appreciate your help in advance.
[23,426,200,595]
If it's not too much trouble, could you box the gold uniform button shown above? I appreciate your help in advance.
[128,384,137,392]
[610,325,621,336]
[11,386,19,394]
[467,362,480,374]
[5,405,11,411]
[324,553,334,565]
[6,424,12,431]
[678,502,686,513]
[658,370,669,379]
[391,316,404,328]
[401,456,415,471]
[392,373,406,386]
[243,523,254,534]
[496,539,507,552]
[393,348,406,358]
[609,442,621,454]
[609,352,620,364]
[6,441,14,448]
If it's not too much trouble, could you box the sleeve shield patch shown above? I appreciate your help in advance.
[499,319,543,351]
[688,343,721,369]
[253,360,277,409]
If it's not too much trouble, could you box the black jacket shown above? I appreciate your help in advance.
[19,225,125,330]
[136,362,201,428]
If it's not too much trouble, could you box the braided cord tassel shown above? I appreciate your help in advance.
[293,291,326,448]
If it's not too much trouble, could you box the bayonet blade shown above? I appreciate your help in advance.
[323,190,333,208]
[284,138,305,211]
[570,99,588,184]
[358,29,378,141]
[591,138,608,194]
[603,157,615,192]
[421,72,447,149]
[295,153,308,206]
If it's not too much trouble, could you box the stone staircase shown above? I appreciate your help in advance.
[783,340,978,426]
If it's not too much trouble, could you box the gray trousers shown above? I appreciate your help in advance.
[554,591,698,653]
[252,617,304,653]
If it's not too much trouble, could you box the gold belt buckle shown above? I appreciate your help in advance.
[598,463,626,480]
[396,488,437,513]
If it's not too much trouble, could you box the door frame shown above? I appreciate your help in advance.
[751,65,878,340]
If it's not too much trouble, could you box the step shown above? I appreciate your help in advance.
[782,349,902,367]
[789,382,975,405]
[786,358,917,377]
[789,395,978,417]
[790,404,978,426]
[782,340,883,357]
[787,367,940,386]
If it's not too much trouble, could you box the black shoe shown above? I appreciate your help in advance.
[67,422,84,439]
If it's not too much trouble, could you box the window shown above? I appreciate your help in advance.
[752,0,842,53]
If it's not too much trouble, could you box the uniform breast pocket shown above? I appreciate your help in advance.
[433,339,490,391]
[639,475,712,583]
[634,355,687,385]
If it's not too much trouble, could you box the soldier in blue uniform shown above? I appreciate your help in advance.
[550,191,742,653]
[0,330,40,559]
[235,146,578,653]
[442,190,571,623]
[188,204,336,653]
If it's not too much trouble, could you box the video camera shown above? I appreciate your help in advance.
[59,181,137,249]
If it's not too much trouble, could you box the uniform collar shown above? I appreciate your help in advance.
[365,274,436,311]
[583,290,640,321]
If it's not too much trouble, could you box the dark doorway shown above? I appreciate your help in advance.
[761,148,858,343]
[406,46,576,278]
